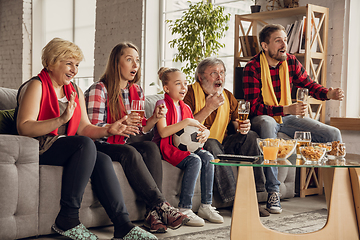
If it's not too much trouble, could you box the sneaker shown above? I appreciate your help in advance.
[180,208,205,227]
[157,202,190,229]
[197,205,224,223]
[266,192,282,214]
[144,209,167,233]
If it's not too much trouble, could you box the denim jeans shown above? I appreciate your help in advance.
[250,114,343,193]
[176,150,214,209]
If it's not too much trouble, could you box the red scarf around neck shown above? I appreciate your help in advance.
[106,84,143,144]
[160,93,193,166]
[37,68,81,136]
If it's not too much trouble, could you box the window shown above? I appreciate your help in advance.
[32,0,96,91]
[160,0,253,93]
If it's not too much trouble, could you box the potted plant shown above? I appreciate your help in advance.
[166,1,230,82]
[251,0,261,13]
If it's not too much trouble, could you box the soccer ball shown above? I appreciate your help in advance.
[173,125,204,152]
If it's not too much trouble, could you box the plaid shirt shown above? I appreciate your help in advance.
[84,81,144,142]
[243,52,329,118]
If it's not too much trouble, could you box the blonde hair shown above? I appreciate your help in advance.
[158,67,181,86]
[41,38,84,69]
[99,42,141,122]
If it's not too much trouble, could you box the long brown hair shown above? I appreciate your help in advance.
[99,42,141,122]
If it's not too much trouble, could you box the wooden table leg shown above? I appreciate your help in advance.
[299,167,323,198]
[230,166,359,240]
[349,168,360,233]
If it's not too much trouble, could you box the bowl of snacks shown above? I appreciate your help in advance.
[257,138,297,160]
[300,146,326,163]
[327,141,346,159]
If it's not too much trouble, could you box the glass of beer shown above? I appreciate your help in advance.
[296,88,308,118]
[294,131,311,158]
[263,139,279,164]
[131,100,145,127]
[237,100,250,133]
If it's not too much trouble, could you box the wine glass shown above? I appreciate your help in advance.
[296,88,308,118]
[294,131,311,158]
[130,100,145,127]
[237,100,250,133]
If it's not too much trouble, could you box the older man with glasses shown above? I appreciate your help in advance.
[184,57,276,217]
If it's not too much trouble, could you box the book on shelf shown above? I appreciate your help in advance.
[287,20,299,52]
[290,17,304,54]
[239,36,260,57]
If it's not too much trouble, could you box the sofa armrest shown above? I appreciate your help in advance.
[0,135,40,240]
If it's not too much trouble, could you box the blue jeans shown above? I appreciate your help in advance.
[176,150,214,209]
[251,114,342,193]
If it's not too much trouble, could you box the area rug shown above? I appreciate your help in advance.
[162,208,328,240]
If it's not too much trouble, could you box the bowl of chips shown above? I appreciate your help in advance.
[257,138,297,160]
[327,141,346,159]
[300,146,326,163]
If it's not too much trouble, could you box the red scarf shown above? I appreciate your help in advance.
[106,84,145,144]
[37,68,81,136]
[160,93,193,166]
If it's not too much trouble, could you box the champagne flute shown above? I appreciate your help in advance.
[296,88,308,118]
[294,131,311,158]
[237,100,250,133]
[130,100,145,127]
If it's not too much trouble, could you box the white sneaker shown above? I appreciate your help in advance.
[197,205,224,223]
[180,208,205,227]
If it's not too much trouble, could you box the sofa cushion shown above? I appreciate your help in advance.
[0,109,17,135]
[0,87,17,110]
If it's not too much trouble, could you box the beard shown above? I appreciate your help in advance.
[269,49,287,62]
[201,76,224,95]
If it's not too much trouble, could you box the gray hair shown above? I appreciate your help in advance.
[195,57,226,82]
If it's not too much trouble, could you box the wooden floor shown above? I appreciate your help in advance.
[24,195,327,240]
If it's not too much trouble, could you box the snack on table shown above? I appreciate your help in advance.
[313,143,331,152]
[258,138,296,159]
[328,141,346,157]
[300,146,325,162]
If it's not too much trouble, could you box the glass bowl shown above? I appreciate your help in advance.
[327,142,346,159]
[300,146,326,163]
[257,138,297,160]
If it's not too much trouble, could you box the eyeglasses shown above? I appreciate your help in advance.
[204,71,226,78]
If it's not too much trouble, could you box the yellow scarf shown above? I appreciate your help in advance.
[193,81,229,143]
[260,52,292,123]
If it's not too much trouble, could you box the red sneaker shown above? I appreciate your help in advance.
[157,202,190,229]
[144,209,167,233]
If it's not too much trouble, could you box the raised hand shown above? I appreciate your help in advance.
[153,103,167,120]
[107,115,140,137]
[205,91,224,112]
[60,91,77,124]
[327,87,344,101]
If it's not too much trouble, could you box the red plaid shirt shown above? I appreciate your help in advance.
[243,52,329,118]
[84,81,144,142]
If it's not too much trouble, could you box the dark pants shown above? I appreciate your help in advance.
[40,136,130,225]
[203,130,265,203]
[95,141,166,210]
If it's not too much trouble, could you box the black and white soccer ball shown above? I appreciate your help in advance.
[173,125,204,152]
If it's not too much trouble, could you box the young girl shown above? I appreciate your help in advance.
[153,67,224,227]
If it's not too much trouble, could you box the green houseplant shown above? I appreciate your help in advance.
[166,1,230,82]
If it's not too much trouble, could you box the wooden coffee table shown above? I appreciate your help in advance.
[211,153,360,240]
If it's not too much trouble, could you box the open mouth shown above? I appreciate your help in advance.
[66,74,73,79]
[279,49,286,54]
[214,81,223,88]
[130,70,137,75]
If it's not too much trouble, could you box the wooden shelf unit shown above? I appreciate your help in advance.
[233,4,329,123]
[233,5,329,198]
